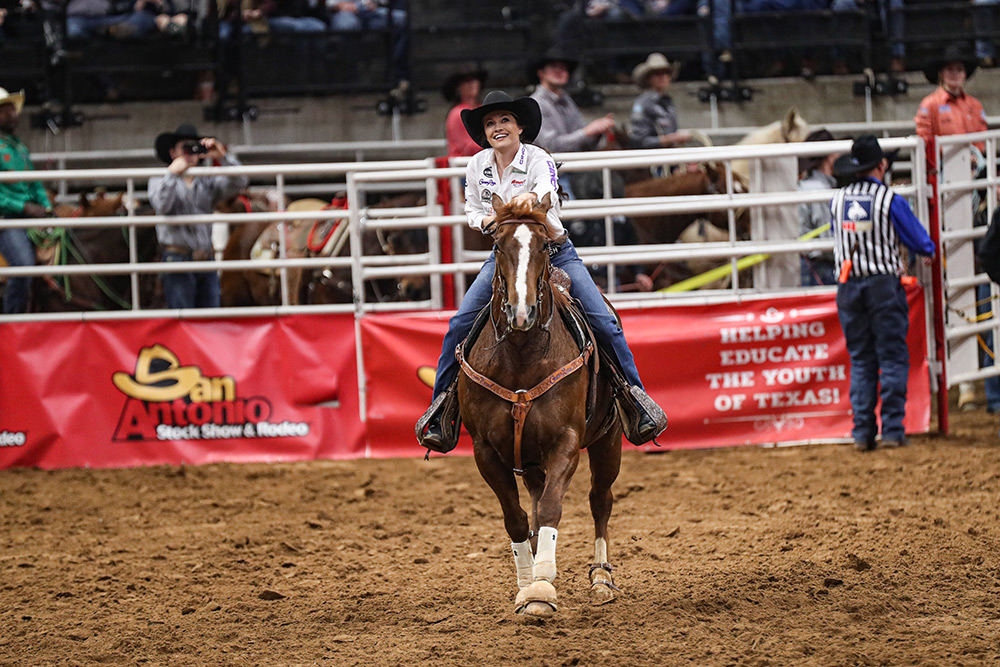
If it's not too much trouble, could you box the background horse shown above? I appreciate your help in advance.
[29,191,160,312]
[458,194,623,617]
[219,191,430,307]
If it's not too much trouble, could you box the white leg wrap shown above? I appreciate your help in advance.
[594,537,608,565]
[534,526,558,582]
[511,539,535,589]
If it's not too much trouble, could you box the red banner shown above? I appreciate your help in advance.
[0,315,363,469]
[362,287,930,454]
[1,289,931,469]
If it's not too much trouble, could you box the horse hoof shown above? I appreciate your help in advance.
[514,580,558,616]
[589,580,616,606]
[520,601,557,617]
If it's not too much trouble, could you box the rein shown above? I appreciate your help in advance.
[457,341,592,475]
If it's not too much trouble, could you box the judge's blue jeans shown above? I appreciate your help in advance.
[432,240,644,398]
[836,274,910,444]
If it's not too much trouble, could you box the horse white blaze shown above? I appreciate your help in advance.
[513,224,532,326]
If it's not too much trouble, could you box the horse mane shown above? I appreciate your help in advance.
[494,198,548,226]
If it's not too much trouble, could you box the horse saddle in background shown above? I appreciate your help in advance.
[250,222,309,272]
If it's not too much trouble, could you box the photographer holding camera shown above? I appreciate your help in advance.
[149,123,248,309]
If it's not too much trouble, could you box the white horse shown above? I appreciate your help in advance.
[732,107,810,186]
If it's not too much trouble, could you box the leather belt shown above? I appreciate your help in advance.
[163,245,213,261]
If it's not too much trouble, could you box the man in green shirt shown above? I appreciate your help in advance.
[0,87,51,314]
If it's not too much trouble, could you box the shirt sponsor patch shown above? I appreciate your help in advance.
[481,189,492,203]
[842,196,873,231]
[483,166,493,178]
[479,179,496,186]
[547,161,557,189]
[511,178,525,187]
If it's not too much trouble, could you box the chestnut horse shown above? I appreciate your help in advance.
[29,191,160,312]
[458,195,623,617]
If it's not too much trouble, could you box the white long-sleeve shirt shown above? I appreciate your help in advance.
[464,143,563,235]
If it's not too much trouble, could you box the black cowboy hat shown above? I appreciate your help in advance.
[440,64,488,102]
[797,128,837,174]
[460,90,542,150]
[833,134,899,177]
[154,123,203,164]
[923,42,979,85]
[527,47,579,83]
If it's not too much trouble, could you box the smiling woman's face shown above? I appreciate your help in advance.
[483,110,522,151]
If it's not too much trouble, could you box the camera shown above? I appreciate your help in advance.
[183,141,208,155]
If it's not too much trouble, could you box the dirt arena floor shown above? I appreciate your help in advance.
[3,404,1000,667]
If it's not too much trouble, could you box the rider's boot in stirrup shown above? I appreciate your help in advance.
[415,383,461,454]
[621,385,668,446]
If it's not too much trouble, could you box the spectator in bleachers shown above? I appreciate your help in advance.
[268,0,325,32]
[529,48,614,156]
[442,64,487,158]
[627,52,691,150]
[797,128,839,286]
[326,0,408,83]
[915,42,996,413]
[831,0,904,74]
[148,123,248,309]
[975,0,998,67]
[641,0,697,15]
[138,0,189,38]
[0,87,52,314]
[217,0,270,40]
[42,0,158,41]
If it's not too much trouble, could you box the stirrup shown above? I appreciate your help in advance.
[414,383,461,454]
[620,385,667,446]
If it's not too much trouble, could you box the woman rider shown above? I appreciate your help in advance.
[416,90,667,452]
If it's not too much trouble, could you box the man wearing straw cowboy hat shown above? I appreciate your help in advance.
[627,53,691,150]
[148,122,247,309]
[830,135,935,451]
[0,87,52,314]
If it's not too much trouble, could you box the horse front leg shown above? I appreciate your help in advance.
[587,430,623,605]
[510,434,581,617]
[472,442,535,601]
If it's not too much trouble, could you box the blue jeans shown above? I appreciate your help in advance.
[329,6,409,81]
[831,0,904,58]
[161,251,220,309]
[267,16,328,32]
[0,228,35,314]
[836,274,910,443]
[976,1,1000,63]
[66,12,157,40]
[432,240,644,398]
[976,282,1000,410]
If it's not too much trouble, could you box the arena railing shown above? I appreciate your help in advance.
[932,129,1000,392]
[1,138,929,317]
[1,136,949,428]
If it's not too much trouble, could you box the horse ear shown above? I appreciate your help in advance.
[491,193,504,212]
[111,192,125,211]
[78,192,90,210]
[536,192,553,213]
[783,107,805,139]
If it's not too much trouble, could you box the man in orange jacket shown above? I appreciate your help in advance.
[914,43,987,173]
[915,43,997,413]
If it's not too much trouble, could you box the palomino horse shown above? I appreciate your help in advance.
[28,191,160,312]
[458,194,624,617]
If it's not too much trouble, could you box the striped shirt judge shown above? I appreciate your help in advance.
[831,177,936,279]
